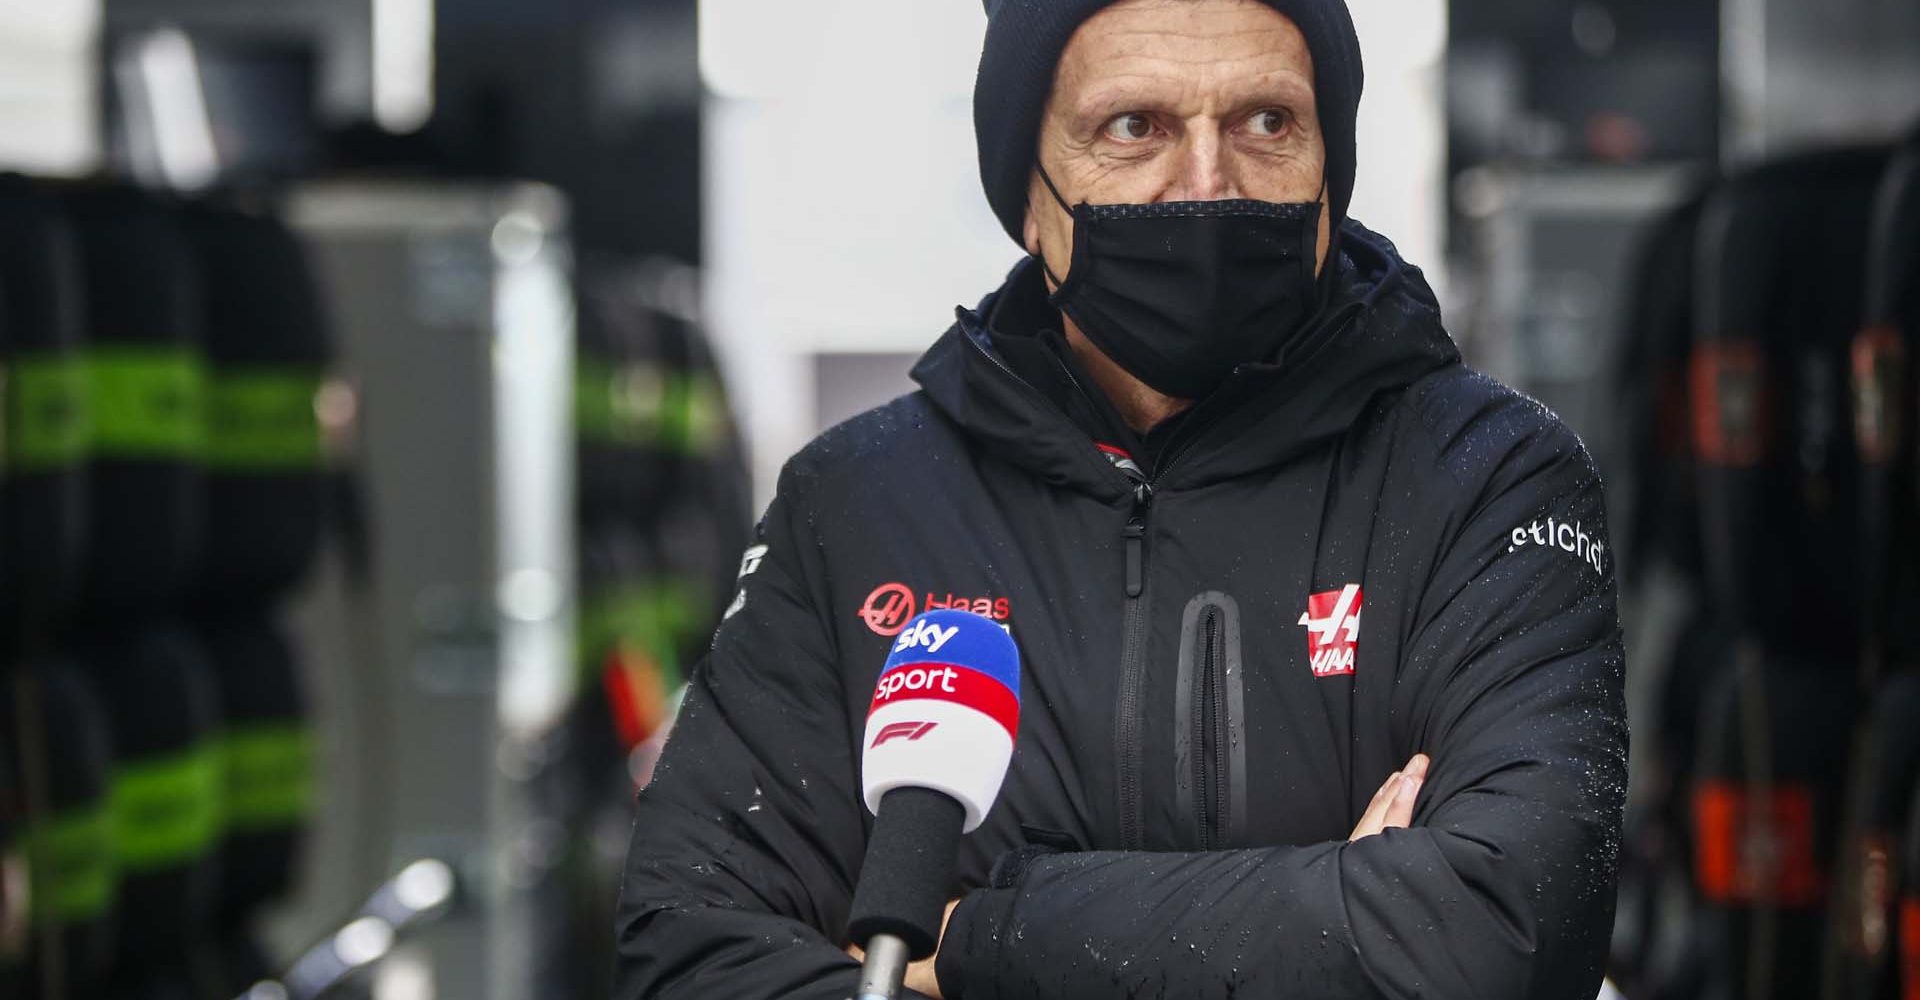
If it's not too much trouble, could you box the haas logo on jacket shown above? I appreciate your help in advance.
[859,581,1012,637]
[859,583,918,636]
[1299,585,1362,678]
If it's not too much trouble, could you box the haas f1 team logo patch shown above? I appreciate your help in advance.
[859,583,918,636]
[1299,584,1362,678]
[859,582,1013,637]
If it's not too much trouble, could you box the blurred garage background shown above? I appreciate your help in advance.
[0,1,1916,998]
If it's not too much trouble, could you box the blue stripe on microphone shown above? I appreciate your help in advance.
[880,609,1020,702]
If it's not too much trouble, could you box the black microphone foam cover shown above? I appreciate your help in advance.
[846,786,967,959]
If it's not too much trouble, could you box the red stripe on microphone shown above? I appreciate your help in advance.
[868,663,1020,739]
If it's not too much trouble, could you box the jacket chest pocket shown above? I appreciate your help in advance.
[1173,586,1362,848]
[1174,592,1246,849]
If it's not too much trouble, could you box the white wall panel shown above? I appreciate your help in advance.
[0,0,102,175]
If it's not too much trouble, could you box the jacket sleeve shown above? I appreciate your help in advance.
[614,462,921,999]
[935,410,1629,1000]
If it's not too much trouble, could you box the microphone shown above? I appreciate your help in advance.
[847,609,1021,1000]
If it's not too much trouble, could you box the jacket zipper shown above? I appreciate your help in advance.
[958,326,1163,848]
[1111,400,1232,849]
[1115,475,1153,848]
[962,318,1354,850]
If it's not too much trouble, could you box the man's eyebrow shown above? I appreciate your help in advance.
[1070,77,1186,122]
[1069,71,1316,123]
[1222,71,1316,112]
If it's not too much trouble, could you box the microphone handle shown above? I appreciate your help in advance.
[845,787,966,956]
[855,933,911,1000]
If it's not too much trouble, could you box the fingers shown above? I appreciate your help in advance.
[1349,767,1402,841]
[852,899,959,994]
[1383,754,1428,829]
[903,955,944,998]
[1349,753,1430,842]
[900,899,962,998]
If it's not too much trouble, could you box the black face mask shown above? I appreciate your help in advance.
[1035,168,1325,400]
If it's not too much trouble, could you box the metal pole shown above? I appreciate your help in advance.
[1720,0,1770,164]
[853,934,911,1000]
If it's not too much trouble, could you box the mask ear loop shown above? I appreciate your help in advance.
[1032,164,1078,288]
[1037,163,1075,215]
[1313,176,1330,268]
[1311,175,1340,304]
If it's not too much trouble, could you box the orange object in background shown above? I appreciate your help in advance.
[1852,324,1907,465]
[1691,340,1770,468]
[1692,780,1826,906]
[601,641,672,754]
[1902,896,1920,1000]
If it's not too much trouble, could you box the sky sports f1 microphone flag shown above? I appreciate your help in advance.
[861,609,1020,833]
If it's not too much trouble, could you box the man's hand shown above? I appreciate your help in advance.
[847,898,961,998]
[838,763,1424,997]
[840,761,1425,998]
[1349,753,1429,841]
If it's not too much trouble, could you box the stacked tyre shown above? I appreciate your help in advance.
[559,265,751,999]
[1,179,330,1000]
[62,180,224,1000]
[182,200,329,993]
[1613,134,1920,1000]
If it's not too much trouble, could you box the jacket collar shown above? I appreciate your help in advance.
[910,221,1461,499]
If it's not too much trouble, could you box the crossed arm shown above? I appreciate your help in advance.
[616,429,1627,1000]
[854,755,1433,998]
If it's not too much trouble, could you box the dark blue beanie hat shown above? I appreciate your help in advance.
[974,0,1365,247]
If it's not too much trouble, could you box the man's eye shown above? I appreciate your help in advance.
[1102,113,1154,141]
[1246,109,1291,138]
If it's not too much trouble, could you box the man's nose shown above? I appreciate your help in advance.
[1166,125,1237,202]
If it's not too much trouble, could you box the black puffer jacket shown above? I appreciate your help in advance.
[615,223,1628,1000]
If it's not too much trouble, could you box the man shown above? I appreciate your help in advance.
[616,1,1628,997]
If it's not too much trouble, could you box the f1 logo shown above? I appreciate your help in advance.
[870,721,938,748]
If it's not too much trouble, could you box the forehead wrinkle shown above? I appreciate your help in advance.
[1216,68,1317,115]
[1069,72,1199,120]
[1090,1,1312,53]
[1100,0,1299,34]
[1057,5,1317,121]
[1068,63,1316,123]
[1087,24,1307,64]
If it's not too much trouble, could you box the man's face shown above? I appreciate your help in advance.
[1023,0,1331,279]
